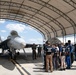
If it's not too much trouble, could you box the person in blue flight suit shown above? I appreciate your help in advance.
[66,40,73,69]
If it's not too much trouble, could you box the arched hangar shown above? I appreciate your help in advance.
[0,0,76,42]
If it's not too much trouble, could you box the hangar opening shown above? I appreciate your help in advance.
[0,19,44,44]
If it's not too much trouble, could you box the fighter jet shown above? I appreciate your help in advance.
[0,30,26,59]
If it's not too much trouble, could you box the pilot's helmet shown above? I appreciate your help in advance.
[10,30,18,36]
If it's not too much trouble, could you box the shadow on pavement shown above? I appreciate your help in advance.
[0,55,15,70]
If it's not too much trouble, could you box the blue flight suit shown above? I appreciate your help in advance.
[66,44,73,69]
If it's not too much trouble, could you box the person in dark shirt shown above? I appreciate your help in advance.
[32,43,37,60]
[43,41,48,69]
[74,44,76,61]
[38,44,42,57]
[45,42,53,72]
[52,44,60,70]
[59,43,66,70]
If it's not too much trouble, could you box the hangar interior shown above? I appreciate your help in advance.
[0,0,76,43]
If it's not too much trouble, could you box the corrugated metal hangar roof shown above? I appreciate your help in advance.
[0,0,76,40]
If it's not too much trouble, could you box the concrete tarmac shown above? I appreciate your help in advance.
[0,48,76,75]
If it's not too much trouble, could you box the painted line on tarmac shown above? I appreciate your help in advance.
[10,59,30,75]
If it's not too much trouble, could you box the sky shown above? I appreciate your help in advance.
[0,19,43,44]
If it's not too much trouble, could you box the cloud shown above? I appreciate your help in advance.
[6,24,26,32]
[0,19,5,23]
[6,23,34,32]
[1,30,6,33]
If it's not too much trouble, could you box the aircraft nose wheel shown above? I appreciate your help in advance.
[12,54,16,60]
[17,52,20,55]
[9,48,16,60]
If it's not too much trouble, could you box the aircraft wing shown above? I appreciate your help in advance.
[25,44,38,48]
[0,39,10,50]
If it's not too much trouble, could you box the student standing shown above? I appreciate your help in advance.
[45,42,53,72]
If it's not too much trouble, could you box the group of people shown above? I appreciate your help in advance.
[31,40,76,72]
[43,40,75,72]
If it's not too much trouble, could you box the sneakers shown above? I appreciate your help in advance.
[45,70,53,73]
[63,68,66,70]
[66,67,71,69]
[50,70,53,72]
[59,68,66,71]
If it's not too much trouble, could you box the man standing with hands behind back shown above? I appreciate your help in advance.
[45,42,53,72]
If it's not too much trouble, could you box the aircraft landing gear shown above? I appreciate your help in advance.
[16,52,20,55]
[9,48,16,60]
